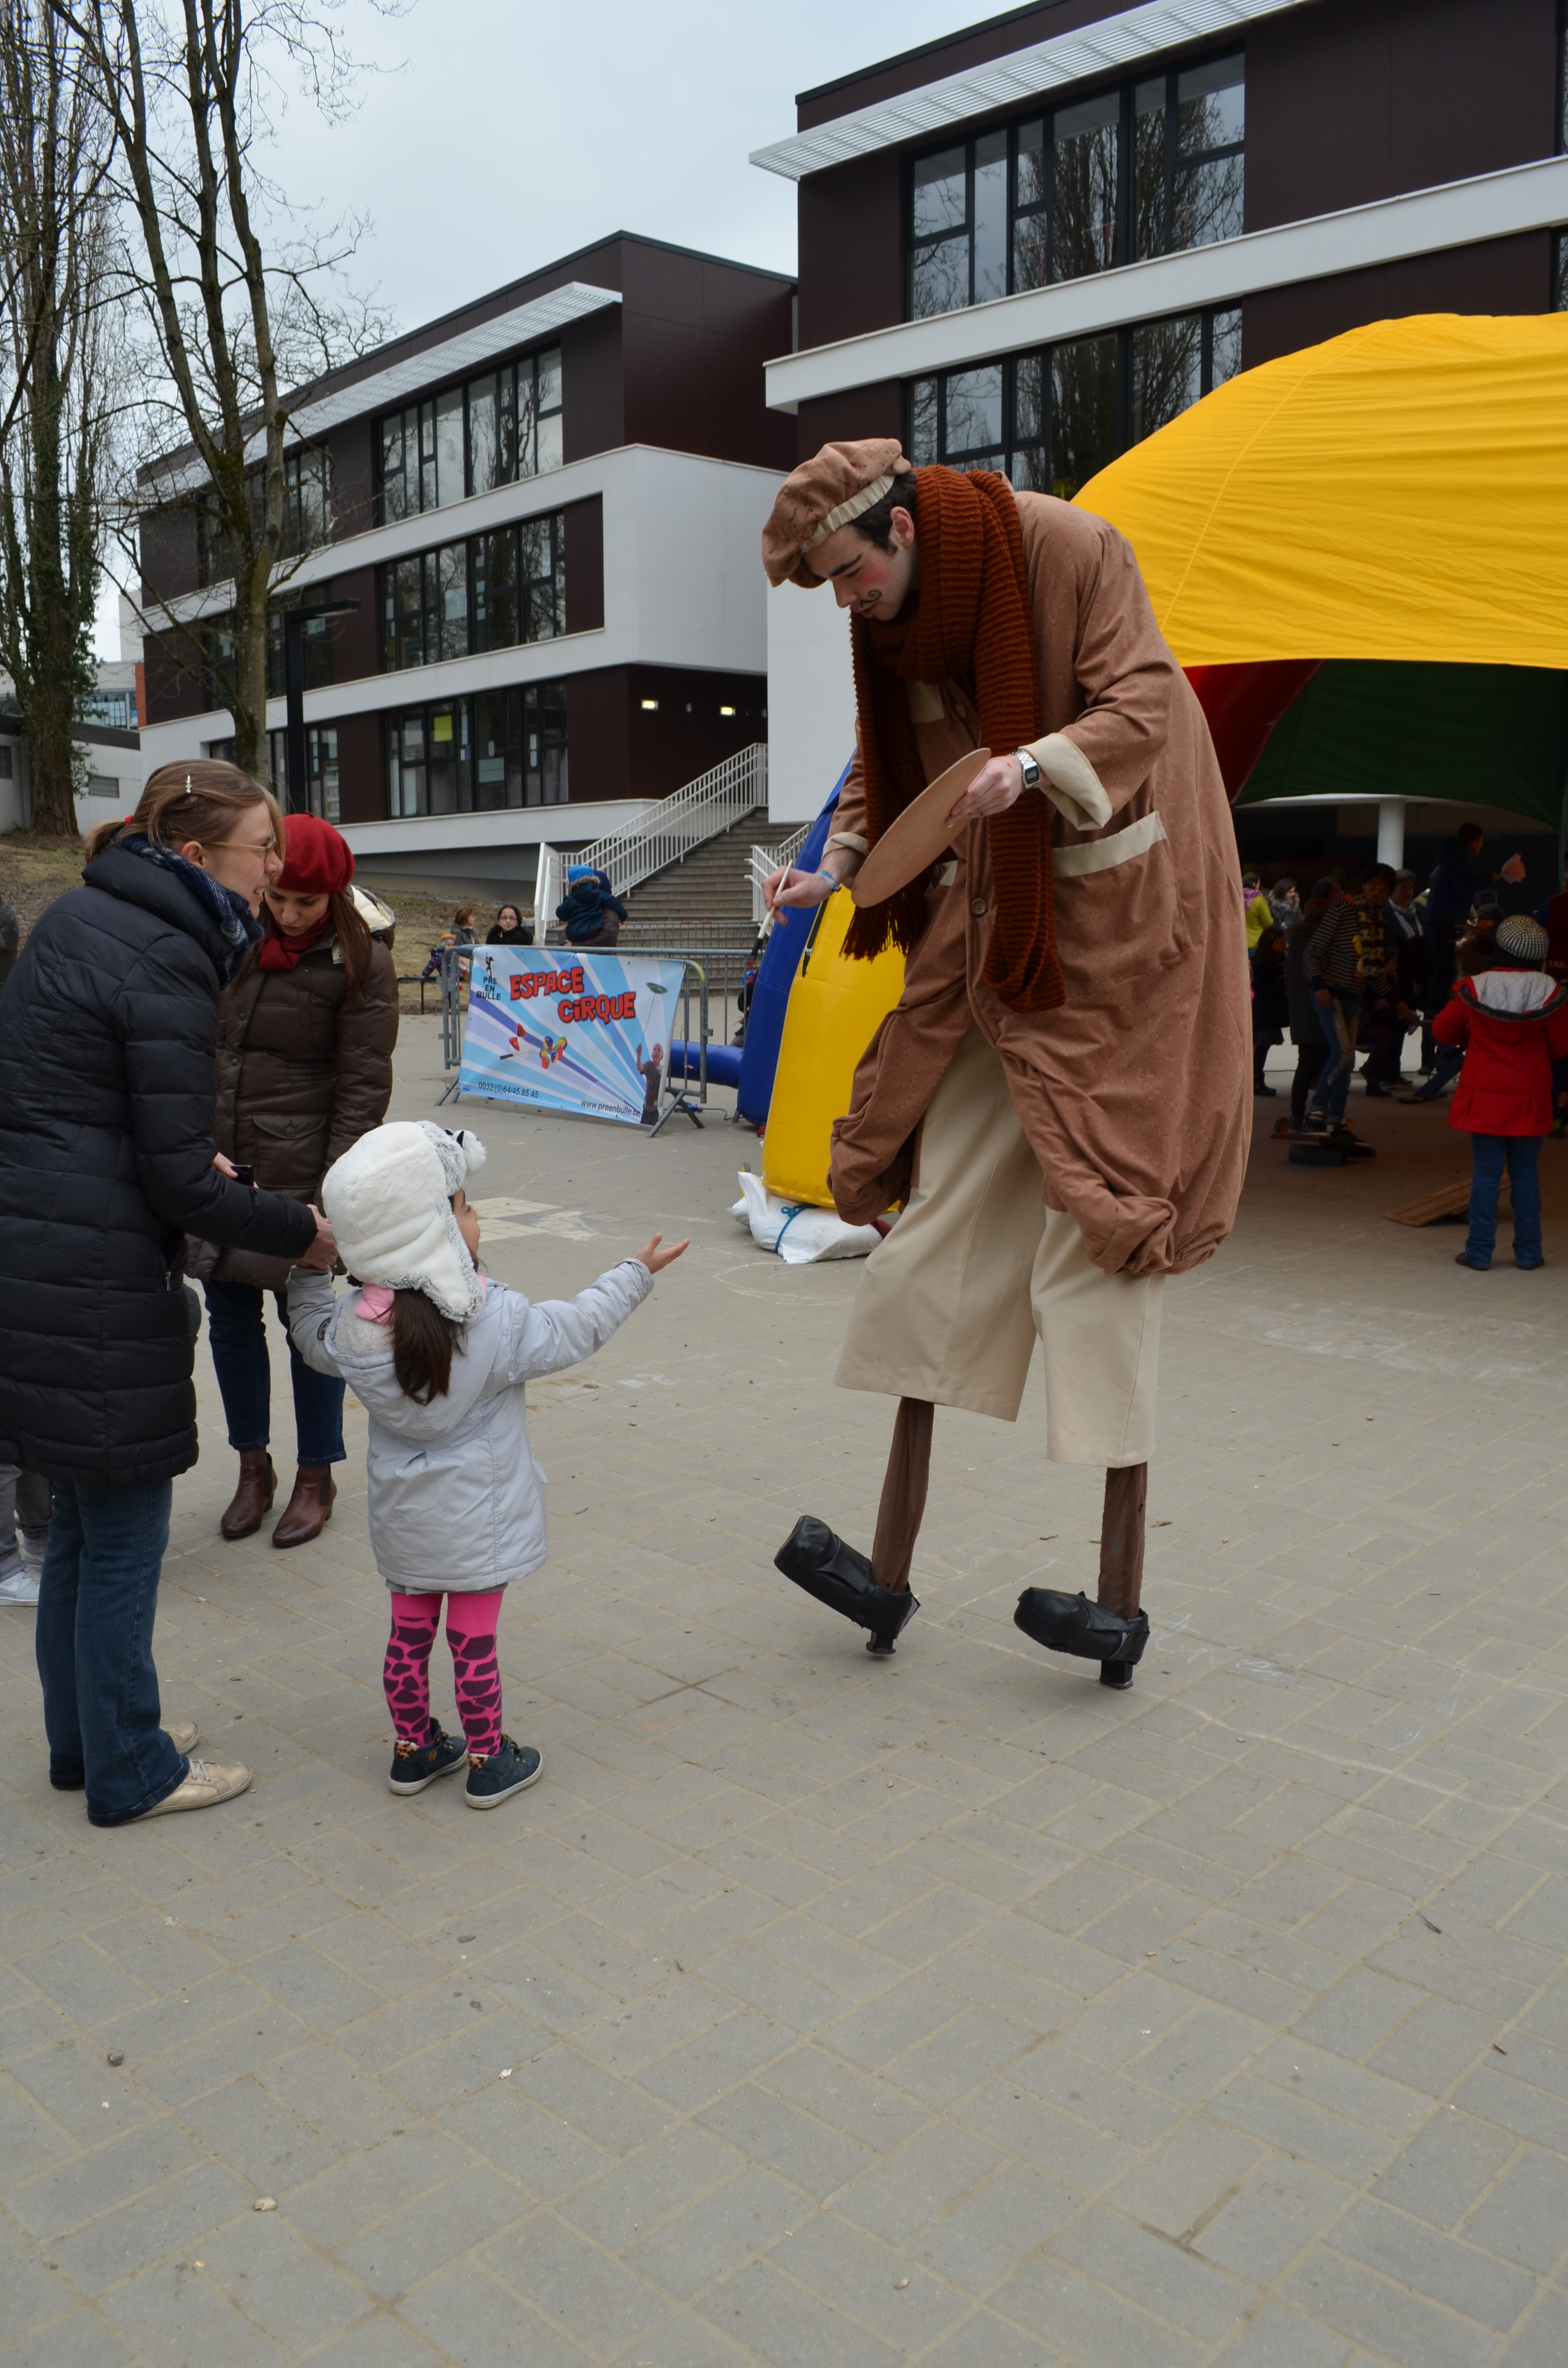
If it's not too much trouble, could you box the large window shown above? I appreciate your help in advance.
[908,305,1240,499]
[908,52,1244,317]
[380,512,564,673]
[197,445,332,586]
[378,346,562,523]
[259,726,340,819]
[385,683,567,816]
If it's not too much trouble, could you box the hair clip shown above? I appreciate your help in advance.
[184,773,193,793]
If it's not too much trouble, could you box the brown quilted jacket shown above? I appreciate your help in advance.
[186,897,399,1290]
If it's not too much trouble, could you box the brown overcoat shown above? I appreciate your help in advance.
[187,913,399,1291]
[828,493,1250,1278]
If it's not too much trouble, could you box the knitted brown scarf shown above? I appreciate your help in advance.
[845,466,1063,1013]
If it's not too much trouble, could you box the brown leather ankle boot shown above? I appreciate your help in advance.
[220,1451,276,1541]
[271,1466,336,1549]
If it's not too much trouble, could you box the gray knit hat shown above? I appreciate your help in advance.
[1494,914,1548,967]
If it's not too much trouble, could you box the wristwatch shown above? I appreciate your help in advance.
[1015,748,1042,790]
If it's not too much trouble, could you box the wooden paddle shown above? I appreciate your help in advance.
[850,748,992,908]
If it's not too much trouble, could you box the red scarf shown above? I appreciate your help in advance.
[257,911,333,972]
[845,466,1063,1014]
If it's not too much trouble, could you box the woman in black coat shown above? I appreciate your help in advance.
[486,902,533,946]
[0,761,335,1827]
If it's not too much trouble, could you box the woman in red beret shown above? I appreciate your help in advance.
[187,812,400,1547]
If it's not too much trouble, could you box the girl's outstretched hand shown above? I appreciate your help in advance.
[636,1234,690,1274]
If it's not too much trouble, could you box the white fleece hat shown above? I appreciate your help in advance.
[321,1122,488,1320]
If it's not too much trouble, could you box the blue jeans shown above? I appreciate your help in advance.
[35,1480,187,1824]
[204,1283,345,1465]
[1466,1135,1543,1269]
[1309,990,1361,1120]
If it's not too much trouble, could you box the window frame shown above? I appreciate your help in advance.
[384,680,569,816]
[376,509,565,676]
[905,48,1244,319]
[374,344,564,526]
[905,302,1242,497]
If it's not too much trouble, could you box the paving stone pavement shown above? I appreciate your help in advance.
[4,1020,1568,2368]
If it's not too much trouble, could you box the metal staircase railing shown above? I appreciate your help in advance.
[534,742,767,938]
[749,823,809,926]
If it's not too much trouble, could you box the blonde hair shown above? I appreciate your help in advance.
[85,759,284,867]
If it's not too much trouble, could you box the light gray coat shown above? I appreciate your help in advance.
[286,1260,652,1591]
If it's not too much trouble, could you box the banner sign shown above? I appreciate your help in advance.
[458,948,687,1126]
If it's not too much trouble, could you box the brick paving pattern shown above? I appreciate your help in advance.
[3,1021,1567,2367]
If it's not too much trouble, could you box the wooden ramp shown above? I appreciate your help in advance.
[1384,1176,1503,1226]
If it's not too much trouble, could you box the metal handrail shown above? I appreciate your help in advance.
[749,822,809,925]
[534,743,768,937]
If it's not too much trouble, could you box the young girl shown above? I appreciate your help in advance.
[287,1121,686,1806]
[1433,913,1568,1272]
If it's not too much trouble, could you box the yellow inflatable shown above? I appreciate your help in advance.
[760,890,905,1209]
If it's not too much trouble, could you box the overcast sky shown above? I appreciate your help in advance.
[98,0,972,654]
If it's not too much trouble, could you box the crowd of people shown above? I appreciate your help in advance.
[1248,826,1568,1267]
[0,763,683,1826]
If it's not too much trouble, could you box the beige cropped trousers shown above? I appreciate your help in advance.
[835,1028,1162,1468]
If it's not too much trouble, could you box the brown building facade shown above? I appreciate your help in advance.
[138,234,795,875]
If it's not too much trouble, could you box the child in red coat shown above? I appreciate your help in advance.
[1433,915,1568,1271]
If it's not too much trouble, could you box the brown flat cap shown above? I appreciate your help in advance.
[761,437,909,588]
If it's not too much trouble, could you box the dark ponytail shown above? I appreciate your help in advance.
[391,1288,464,1405]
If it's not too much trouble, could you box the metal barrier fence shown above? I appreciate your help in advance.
[430,944,756,1131]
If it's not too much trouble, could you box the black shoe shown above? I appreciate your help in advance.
[1014,1588,1150,1676]
[1253,1083,1278,1097]
[1454,1253,1490,1271]
[1100,1662,1135,1690]
[775,1516,919,1648]
[389,1720,469,1796]
[465,1737,543,1810]
[1363,1083,1389,1098]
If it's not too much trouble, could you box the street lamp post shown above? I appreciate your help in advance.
[282,599,359,814]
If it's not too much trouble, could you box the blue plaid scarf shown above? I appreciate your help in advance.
[121,832,262,985]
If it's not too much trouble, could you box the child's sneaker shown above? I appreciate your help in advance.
[465,1737,543,1810]
[389,1721,468,1796]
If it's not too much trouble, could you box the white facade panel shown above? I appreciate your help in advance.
[766,582,857,824]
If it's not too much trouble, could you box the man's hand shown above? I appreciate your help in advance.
[944,752,1026,828]
[1314,986,1332,1006]
[765,861,846,914]
[295,1205,337,1272]
[1500,853,1526,885]
[636,1233,690,1275]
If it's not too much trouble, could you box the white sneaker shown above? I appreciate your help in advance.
[136,1756,252,1816]
[167,1721,200,1755]
[0,1565,41,1605]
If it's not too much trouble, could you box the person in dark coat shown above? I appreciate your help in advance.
[556,865,628,948]
[486,902,533,946]
[1282,883,1336,1128]
[186,813,399,1549]
[0,893,18,989]
[1426,824,1525,1015]
[0,762,335,1826]
[1249,924,1289,1097]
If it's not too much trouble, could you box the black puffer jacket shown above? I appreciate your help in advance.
[0,843,318,1486]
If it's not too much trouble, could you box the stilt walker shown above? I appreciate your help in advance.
[762,440,1250,1688]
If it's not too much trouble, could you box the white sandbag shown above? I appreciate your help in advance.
[731,1171,884,1266]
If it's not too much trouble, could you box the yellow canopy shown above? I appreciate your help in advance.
[1075,312,1568,671]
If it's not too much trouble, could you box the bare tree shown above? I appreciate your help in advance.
[52,0,391,777]
[0,0,118,837]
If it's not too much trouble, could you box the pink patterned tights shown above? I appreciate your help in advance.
[384,1590,505,1761]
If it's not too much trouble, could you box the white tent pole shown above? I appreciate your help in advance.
[1376,799,1405,869]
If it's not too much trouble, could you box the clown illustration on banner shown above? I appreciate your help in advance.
[458,949,685,1126]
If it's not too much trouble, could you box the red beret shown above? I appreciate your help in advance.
[277,811,354,896]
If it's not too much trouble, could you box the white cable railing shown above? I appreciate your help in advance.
[534,743,767,936]
[749,822,809,926]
